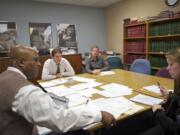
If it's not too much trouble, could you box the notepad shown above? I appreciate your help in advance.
[143,85,161,94]
[130,94,164,106]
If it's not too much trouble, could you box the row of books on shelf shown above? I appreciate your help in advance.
[149,21,180,36]
[126,26,146,37]
[124,54,145,64]
[124,42,146,52]
[149,56,167,68]
[150,41,180,52]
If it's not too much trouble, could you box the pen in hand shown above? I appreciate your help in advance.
[157,82,169,96]
[157,81,163,93]
[86,99,89,105]
[157,81,161,88]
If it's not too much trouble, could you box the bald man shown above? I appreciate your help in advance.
[0,45,115,135]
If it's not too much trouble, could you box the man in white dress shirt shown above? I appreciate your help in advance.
[0,45,115,135]
[42,48,75,80]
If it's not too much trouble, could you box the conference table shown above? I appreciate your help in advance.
[39,69,174,135]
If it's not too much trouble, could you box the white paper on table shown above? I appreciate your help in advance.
[130,94,164,106]
[37,126,51,135]
[65,93,89,107]
[143,85,161,94]
[83,97,133,130]
[87,97,133,118]
[39,81,57,88]
[124,103,144,115]
[100,83,129,90]
[69,83,89,91]
[45,85,76,97]
[77,88,99,97]
[72,76,96,83]
[86,81,102,88]
[98,83,132,97]
[100,71,115,76]
[39,78,68,88]
[69,82,102,91]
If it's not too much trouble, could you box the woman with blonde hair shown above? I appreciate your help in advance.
[140,48,180,135]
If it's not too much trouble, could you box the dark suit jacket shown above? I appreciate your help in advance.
[154,91,180,135]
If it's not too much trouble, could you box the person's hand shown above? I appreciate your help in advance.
[92,69,101,75]
[159,86,169,97]
[56,73,62,78]
[152,104,164,113]
[101,111,116,128]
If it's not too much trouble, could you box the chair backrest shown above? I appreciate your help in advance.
[130,59,151,74]
[107,56,123,69]
[156,68,172,79]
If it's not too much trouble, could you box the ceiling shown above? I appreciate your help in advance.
[33,0,124,7]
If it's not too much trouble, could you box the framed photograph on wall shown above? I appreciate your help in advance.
[29,23,52,55]
[0,22,17,54]
[57,24,78,54]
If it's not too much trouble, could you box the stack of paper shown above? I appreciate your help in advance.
[83,97,133,130]
[130,94,164,106]
[87,97,133,118]
[45,85,76,97]
[69,82,102,91]
[100,71,115,76]
[77,88,99,97]
[98,83,132,97]
[71,76,96,83]
[39,78,68,88]
[65,93,89,107]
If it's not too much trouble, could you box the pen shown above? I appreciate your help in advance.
[86,99,89,105]
[157,81,161,88]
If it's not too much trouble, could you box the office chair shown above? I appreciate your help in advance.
[156,68,172,79]
[107,56,123,69]
[130,59,151,74]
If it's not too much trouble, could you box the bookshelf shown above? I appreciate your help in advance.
[147,17,180,70]
[123,16,180,73]
[123,21,146,64]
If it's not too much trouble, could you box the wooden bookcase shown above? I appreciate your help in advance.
[123,16,180,73]
[123,21,147,65]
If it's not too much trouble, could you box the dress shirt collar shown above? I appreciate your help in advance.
[51,58,62,65]
[90,56,99,62]
[7,67,27,79]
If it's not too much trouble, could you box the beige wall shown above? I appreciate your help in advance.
[105,0,180,60]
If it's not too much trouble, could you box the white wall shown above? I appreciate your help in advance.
[0,0,107,54]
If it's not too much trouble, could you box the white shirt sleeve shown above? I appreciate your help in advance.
[12,85,102,132]
[61,59,75,77]
[42,59,56,80]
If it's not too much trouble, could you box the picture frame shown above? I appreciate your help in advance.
[29,23,52,55]
[0,22,17,54]
[57,24,78,54]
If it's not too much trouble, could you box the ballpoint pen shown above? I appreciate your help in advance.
[86,99,89,105]
[157,81,161,88]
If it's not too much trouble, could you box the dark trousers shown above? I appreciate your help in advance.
[46,129,88,135]
[139,124,164,135]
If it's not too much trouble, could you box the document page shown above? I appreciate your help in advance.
[143,85,161,94]
[130,94,164,106]
[100,71,115,76]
